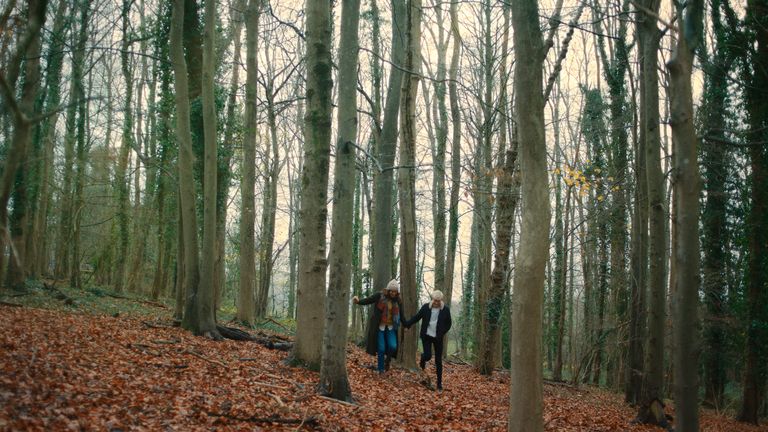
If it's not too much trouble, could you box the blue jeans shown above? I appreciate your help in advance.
[377,327,397,372]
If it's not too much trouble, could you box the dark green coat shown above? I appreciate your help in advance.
[357,292,403,357]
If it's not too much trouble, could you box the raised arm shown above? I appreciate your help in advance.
[355,292,380,306]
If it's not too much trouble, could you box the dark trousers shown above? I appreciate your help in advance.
[420,335,444,388]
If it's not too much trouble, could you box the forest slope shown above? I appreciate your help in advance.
[0,300,764,431]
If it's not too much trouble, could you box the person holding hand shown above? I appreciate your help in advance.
[353,279,403,374]
[402,290,452,391]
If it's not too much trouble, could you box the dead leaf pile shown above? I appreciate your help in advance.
[1,305,765,431]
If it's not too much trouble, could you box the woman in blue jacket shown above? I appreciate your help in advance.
[403,290,452,390]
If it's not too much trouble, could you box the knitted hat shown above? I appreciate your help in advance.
[386,279,400,292]
[430,290,444,301]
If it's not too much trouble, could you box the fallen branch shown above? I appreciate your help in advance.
[445,355,471,365]
[42,282,74,305]
[106,293,167,309]
[318,395,357,407]
[151,337,181,345]
[269,393,286,407]
[253,381,290,390]
[217,325,256,341]
[260,317,291,332]
[206,412,318,426]
[127,343,161,356]
[142,320,175,329]
[180,348,227,368]
[0,300,23,307]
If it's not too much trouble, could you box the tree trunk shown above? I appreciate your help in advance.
[480,143,518,375]
[319,0,361,400]
[293,0,333,368]
[700,0,733,409]
[474,0,495,373]
[237,0,259,326]
[183,0,222,338]
[70,16,90,290]
[443,0,462,316]
[256,89,280,318]
[668,4,704,426]
[372,0,407,296]
[287,77,304,320]
[218,0,246,310]
[1,0,47,290]
[635,0,667,425]
[171,0,202,333]
[626,86,648,405]
[430,0,448,299]
[553,187,570,381]
[26,0,68,280]
[508,0,549,429]
[112,0,135,293]
[397,0,421,371]
[595,0,631,391]
[739,0,768,424]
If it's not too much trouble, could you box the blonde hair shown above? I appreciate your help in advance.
[430,290,444,301]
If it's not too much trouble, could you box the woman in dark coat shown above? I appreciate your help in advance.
[403,290,452,390]
[353,279,402,373]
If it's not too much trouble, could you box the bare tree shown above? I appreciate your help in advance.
[667,0,704,428]
[293,0,333,368]
[319,0,362,400]
[238,0,259,326]
[508,0,549,429]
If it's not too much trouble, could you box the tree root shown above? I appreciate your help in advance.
[633,398,672,431]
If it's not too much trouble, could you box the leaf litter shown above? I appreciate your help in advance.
[0,305,765,431]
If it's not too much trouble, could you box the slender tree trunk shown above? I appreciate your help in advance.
[174,203,186,322]
[739,0,768,424]
[27,0,68,280]
[319,0,361,400]
[397,0,421,370]
[287,78,304,320]
[700,0,733,408]
[217,0,246,310]
[474,0,495,373]
[443,0,462,313]
[626,87,648,405]
[635,1,667,424]
[183,0,221,338]
[595,0,631,391]
[293,0,333,368]
[372,0,407,295]
[237,0,259,326]
[112,0,136,292]
[480,142,518,375]
[70,23,91,290]
[666,3,704,430]
[431,1,448,298]
[256,91,280,317]
[553,188,571,381]
[171,0,202,332]
[509,0,549,428]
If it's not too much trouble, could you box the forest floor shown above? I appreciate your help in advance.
[1,285,766,431]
